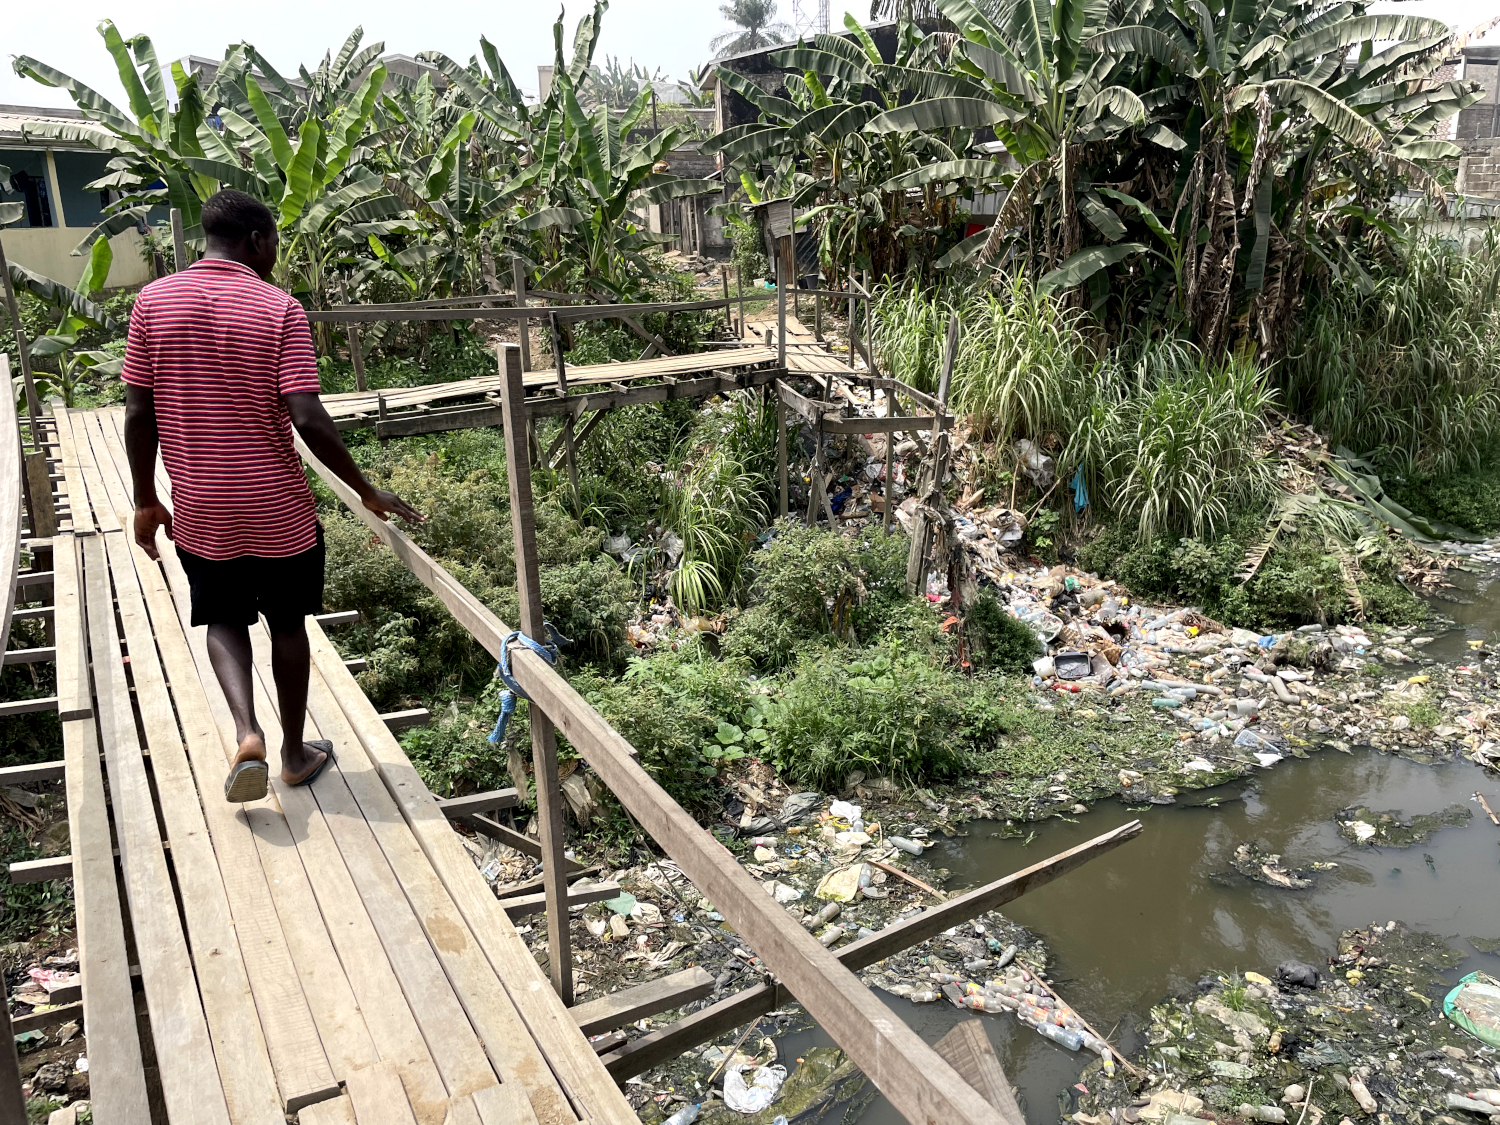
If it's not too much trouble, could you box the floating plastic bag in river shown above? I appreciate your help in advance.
[723,1063,787,1113]
[1445,971,1500,1048]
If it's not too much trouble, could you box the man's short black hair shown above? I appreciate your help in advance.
[201,189,276,243]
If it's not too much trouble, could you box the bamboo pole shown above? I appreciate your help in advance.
[497,342,574,1007]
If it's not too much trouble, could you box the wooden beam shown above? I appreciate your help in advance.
[598,820,1142,1080]
[9,855,72,883]
[314,610,360,628]
[0,759,65,784]
[379,707,431,733]
[11,1000,82,1034]
[500,881,622,919]
[569,967,714,1036]
[0,696,59,717]
[298,435,1015,1125]
[3,646,55,664]
[436,789,521,818]
[498,342,573,1007]
[16,570,54,587]
[344,657,368,674]
[589,1031,626,1055]
[307,298,729,325]
[512,259,531,373]
[12,606,53,620]
[935,1021,1025,1125]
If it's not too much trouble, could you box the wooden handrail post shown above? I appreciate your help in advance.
[338,280,368,393]
[497,342,575,1007]
[0,994,24,1125]
[776,388,788,520]
[905,313,960,594]
[736,265,745,340]
[0,235,41,437]
[170,206,189,272]
[775,237,789,368]
[512,258,531,372]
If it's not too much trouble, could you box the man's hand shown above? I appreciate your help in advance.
[362,488,424,524]
[134,502,173,559]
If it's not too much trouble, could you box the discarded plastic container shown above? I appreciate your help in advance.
[889,836,925,856]
[908,990,941,1003]
[751,836,778,847]
[930,972,964,984]
[1054,651,1092,681]
[1238,1106,1287,1123]
[1151,697,1183,710]
[1035,1023,1083,1050]
[662,1104,701,1125]
[818,925,847,947]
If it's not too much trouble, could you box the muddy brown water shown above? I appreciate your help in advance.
[770,575,1500,1124]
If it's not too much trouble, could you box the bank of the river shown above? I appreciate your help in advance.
[534,539,1500,1125]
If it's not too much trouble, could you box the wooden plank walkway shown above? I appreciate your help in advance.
[321,346,778,425]
[44,407,637,1125]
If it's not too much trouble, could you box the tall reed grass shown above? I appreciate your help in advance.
[1281,232,1500,476]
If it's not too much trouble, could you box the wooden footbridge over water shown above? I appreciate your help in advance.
[0,285,1142,1125]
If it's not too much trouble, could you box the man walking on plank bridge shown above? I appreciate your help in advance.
[122,189,422,802]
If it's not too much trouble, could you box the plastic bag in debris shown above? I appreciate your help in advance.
[723,1063,787,1112]
[1444,971,1500,1047]
[603,533,632,556]
[815,863,872,902]
[778,792,822,824]
[1014,439,1055,489]
[828,800,862,822]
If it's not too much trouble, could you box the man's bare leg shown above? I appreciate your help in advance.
[269,617,326,784]
[206,623,265,767]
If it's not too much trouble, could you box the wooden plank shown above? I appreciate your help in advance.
[11,1001,82,1034]
[81,531,234,1125]
[0,696,58,717]
[0,759,65,784]
[3,646,56,664]
[344,657,368,673]
[0,356,21,649]
[297,439,1008,1125]
[302,622,636,1124]
[79,476,318,1120]
[314,610,361,628]
[344,1063,419,1125]
[935,1021,1025,1125]
[472,1083,541,1125]
[569,967,714,1036]
[51,461,150,1125]
[380,707,431,732]
[15,569,55,587]
[493,866,601,900]
[498,343,573,1007]
[598,820,1142,1078]
[91,411,448,1125]
[436,790,520,817]
[298,1095,358,1125]
[25,449,56,538]
[69,411,296,1122]
[12,605,53,620]
[500,882,621,919]
[281,638,582,1122]
[9,855,71,883]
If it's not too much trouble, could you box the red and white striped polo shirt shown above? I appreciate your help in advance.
[122,258,323,560]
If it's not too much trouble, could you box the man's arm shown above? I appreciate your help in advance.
[124,384,173,559]
[284,393,422,523]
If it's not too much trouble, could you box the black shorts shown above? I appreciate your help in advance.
[176,525,325,629]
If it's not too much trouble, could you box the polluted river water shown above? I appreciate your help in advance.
[769,573,1500,1125]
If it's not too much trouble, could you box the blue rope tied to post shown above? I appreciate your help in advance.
[487,625,568,745]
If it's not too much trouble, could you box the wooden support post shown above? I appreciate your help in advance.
[814,290,823,342]
[170,207,189,272]
[863,270,878,378]
[935,1022,1025,1125]
[339,281,367,392]
[0,237,41,434]
[721,267,731,335]
[736,265,745,340]
[906,313,959,594]
[0,997,23,1125]
[496,343,574,1007]
[24,449,54,537]
[848,287,858,366]
[776,390,788,520]
[512,258,531,372]
[775,238,789,369]
[884,388,896,535]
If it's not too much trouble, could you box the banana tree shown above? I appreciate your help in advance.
[13,21,231,251]
[707,14,981,279]
[13,237,123,408]
[864,0,1151,278]
[1085,0,1477,350]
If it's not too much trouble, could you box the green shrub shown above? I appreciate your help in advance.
[963,590,1039,673]
[1387,460,1500,536]
[721,523,913,670]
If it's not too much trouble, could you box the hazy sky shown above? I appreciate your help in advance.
[2,0,1496,111]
